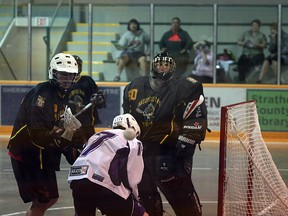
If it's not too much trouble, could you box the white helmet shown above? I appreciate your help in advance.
[112,113,141,138]
[48,53,78,91]
[48,53,78,79]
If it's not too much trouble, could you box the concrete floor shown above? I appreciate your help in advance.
[0,136,287,216]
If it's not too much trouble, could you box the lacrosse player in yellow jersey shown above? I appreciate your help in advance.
[123,51,208,216]
[7,53,89,216]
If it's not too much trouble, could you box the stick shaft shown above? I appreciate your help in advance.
[75,102,93,117]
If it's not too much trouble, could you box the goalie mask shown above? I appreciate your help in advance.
[151,51,176,81]
[112,113,141,138]
[48,53,78,92]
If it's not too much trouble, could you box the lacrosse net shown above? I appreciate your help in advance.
[217,100,288,216]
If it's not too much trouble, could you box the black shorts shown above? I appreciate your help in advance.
[70,178,135,216]
[266,54,288,65]
[121,49,145,64]
[266,54,278,64]
[11,157,59,203]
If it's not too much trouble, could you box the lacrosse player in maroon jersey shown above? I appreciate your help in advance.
[7,53,88,216]
[123,51,208,216]
[68,113,148,216]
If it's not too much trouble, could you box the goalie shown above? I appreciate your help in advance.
[7,53,92,216]
[123,51,208,216]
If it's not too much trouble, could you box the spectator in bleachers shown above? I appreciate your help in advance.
[236,19,267,83]
[257,22,288,84]
[159,17,193,77]
[190,40,213,83]
[113,19,150,82]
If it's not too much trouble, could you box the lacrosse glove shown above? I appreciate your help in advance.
[49,126,71,149]
[175,138,197,159]
[175,138,196,174]
[90,90,106,108]
[62,146,80,165]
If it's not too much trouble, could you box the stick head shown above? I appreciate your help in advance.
[63,106,82,131]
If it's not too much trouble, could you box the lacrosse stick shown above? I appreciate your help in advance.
[74,102,93,117]
[61,106,82,141]
[73,90,106,118]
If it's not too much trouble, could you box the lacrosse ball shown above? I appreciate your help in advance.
[123,128,136,140]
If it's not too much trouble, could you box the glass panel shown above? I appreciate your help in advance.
[89,5,151,82]
[69,5,151,82]
[218,5,278,84]
[0,0,14,41]
[0,3,287,83]
[0,0,15,80]
[0,1,71,81]
[281,6,288,85]
[49,1,71,58]
[28,0,71,80]
[154,5,214,82]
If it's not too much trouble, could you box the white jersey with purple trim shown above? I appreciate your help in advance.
[67,128,144,200]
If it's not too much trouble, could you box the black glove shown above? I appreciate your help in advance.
[175,138,197,174]
[175,140,196,159]
[49,126,71,149]
[62,146,80,165]
[49,126,80,149]
[90,90,106,108]
[71,129,87,149]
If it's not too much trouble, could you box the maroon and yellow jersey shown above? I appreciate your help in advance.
[123,76,208,144]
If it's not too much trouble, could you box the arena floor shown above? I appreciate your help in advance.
[0,136,287,216]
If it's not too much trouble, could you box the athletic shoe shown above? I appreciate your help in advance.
[113,76,120,81]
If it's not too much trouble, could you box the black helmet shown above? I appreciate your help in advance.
[73,55,83,74]
[151,51,176,80]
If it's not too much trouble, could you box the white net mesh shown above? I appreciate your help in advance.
[221,101,288,216]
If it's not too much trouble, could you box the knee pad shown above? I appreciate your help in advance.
[139,191,163,216]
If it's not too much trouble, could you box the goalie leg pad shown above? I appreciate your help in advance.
[159,175,202,216]
[138,172,163,216]
[139,191,163,216]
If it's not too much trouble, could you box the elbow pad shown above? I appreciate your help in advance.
[175,118,207,159]
[180,118,207,144]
